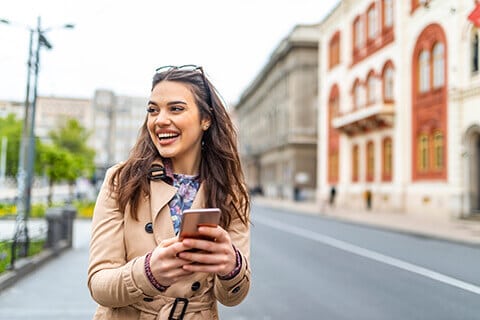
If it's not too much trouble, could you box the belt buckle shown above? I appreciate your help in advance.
[168,297,189,320]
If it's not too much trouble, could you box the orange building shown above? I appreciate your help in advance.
[318,0,480,218]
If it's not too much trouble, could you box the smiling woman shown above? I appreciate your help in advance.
[87,65,251,320]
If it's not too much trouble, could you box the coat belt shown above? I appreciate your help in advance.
[132,294,214,319]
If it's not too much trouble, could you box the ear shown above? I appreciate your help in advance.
[201,118,211,131]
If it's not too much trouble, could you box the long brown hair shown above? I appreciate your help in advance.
[109,67,250,228]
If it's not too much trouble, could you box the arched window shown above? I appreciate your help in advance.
[355,17,364,49]
[368,5,377,40]
[352,144,359,182]
[329,85,340,119]
[353,80,362,109]
[329,32,341,69]
[418,134,429,171]
[383,0,393,28]
[382,137,392,181]
[383,66,394,101]
[366,141,375,182]
[433,43,445,88]
[433,131,444,170]
[419,50,430,93]
[472,32,479,73]
[367,72,376,105]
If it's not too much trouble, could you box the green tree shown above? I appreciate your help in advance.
[46,119,95,199]
[0,114,22,177]
[38,144,74,205]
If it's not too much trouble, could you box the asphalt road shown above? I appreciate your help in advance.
[1,204,479,319]
[220,205,480,319]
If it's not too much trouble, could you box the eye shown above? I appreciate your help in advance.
[170,105,184,112]
[146,106,159,114]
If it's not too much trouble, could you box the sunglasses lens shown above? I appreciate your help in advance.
[155,65,200,73]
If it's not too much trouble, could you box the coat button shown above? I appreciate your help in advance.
[191,281,201,291]
[232,286,241,294]
[145,222,153,234]
[143,297,154,302]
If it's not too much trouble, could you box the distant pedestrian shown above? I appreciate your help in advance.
[364,189,372,210]
[329,186,337,206]
[88,65,251,319]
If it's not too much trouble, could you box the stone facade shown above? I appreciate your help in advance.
[235,24,319,201]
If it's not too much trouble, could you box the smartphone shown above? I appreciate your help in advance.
[178,208,221,241]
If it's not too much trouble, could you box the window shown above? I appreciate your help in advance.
[432,43,445,88]
[418,134,429,171]
[330,91,339,118]
[355,17,365,49]
[383,0,393,28]
[329,151,339,183]
[353,81,362,109]
[368,6,377,39]
[329,32,341,68]
[382,138,392,181]
[367,73,376,105]
[383,66,394,101]
[366,141,374,181]
[433,131,444,170]
[472,32,479,73]
[419,50,430,93]
[352,144,359,182]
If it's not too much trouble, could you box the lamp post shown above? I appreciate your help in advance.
[0,17,74,266]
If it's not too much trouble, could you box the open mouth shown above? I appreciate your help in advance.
[158,132,180,140]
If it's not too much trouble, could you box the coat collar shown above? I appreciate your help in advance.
[148,158,206,223]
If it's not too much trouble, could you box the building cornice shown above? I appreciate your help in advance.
[235,24,319,109]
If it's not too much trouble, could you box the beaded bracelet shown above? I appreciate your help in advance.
[218,245,242,280]
[144,252,169,292]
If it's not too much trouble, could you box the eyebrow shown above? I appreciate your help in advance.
[147,100,188,106]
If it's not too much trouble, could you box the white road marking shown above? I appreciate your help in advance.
[255,215,480,295]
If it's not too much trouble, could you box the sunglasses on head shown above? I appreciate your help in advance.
[155,65,213,109]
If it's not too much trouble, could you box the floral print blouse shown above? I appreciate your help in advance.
[168,173,200,235]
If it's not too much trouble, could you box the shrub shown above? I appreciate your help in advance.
[73,200,95,219]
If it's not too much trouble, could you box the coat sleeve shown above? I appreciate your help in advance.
[87,166,160,308]
[214,206,251,306]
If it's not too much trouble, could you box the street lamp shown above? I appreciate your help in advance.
[1,17,74,267]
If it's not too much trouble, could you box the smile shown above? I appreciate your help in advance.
[158,132,180,140]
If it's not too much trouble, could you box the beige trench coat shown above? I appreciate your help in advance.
[88,165,251,319]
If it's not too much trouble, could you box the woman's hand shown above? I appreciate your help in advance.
[148,237,194,287]
[177,226,237,277]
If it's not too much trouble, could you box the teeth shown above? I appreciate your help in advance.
[158,133,178,139]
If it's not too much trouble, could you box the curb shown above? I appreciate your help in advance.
[0,241,69,293]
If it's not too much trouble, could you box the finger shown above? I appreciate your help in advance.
[159,236,179,248]
[197,226,225,241]
[182,262,222,274]
[159,242,192,258]
[178,251,226,265]
[182,238,218,253]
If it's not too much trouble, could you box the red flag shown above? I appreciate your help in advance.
[468,4,480,27]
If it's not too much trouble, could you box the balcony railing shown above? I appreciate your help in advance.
[332,101,395,135]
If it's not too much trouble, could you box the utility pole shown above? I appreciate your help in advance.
[1,17,74,266]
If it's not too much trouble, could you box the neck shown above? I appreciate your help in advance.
[171,155,201,176]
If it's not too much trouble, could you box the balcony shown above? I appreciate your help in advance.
[332,101,395,135]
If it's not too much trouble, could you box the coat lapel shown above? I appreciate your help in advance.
[190,182,206,209]
[148,173,206,242]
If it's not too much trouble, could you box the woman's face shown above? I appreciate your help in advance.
[147,80,210,174]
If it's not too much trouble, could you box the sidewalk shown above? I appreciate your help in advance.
[252,196,480,246]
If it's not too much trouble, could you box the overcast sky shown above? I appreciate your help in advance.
[0,0,340,106]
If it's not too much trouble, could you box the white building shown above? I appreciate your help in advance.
[318,0,480,218]
[92,89,147,173]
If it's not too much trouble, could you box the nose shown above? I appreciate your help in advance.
[154,110,171,126]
